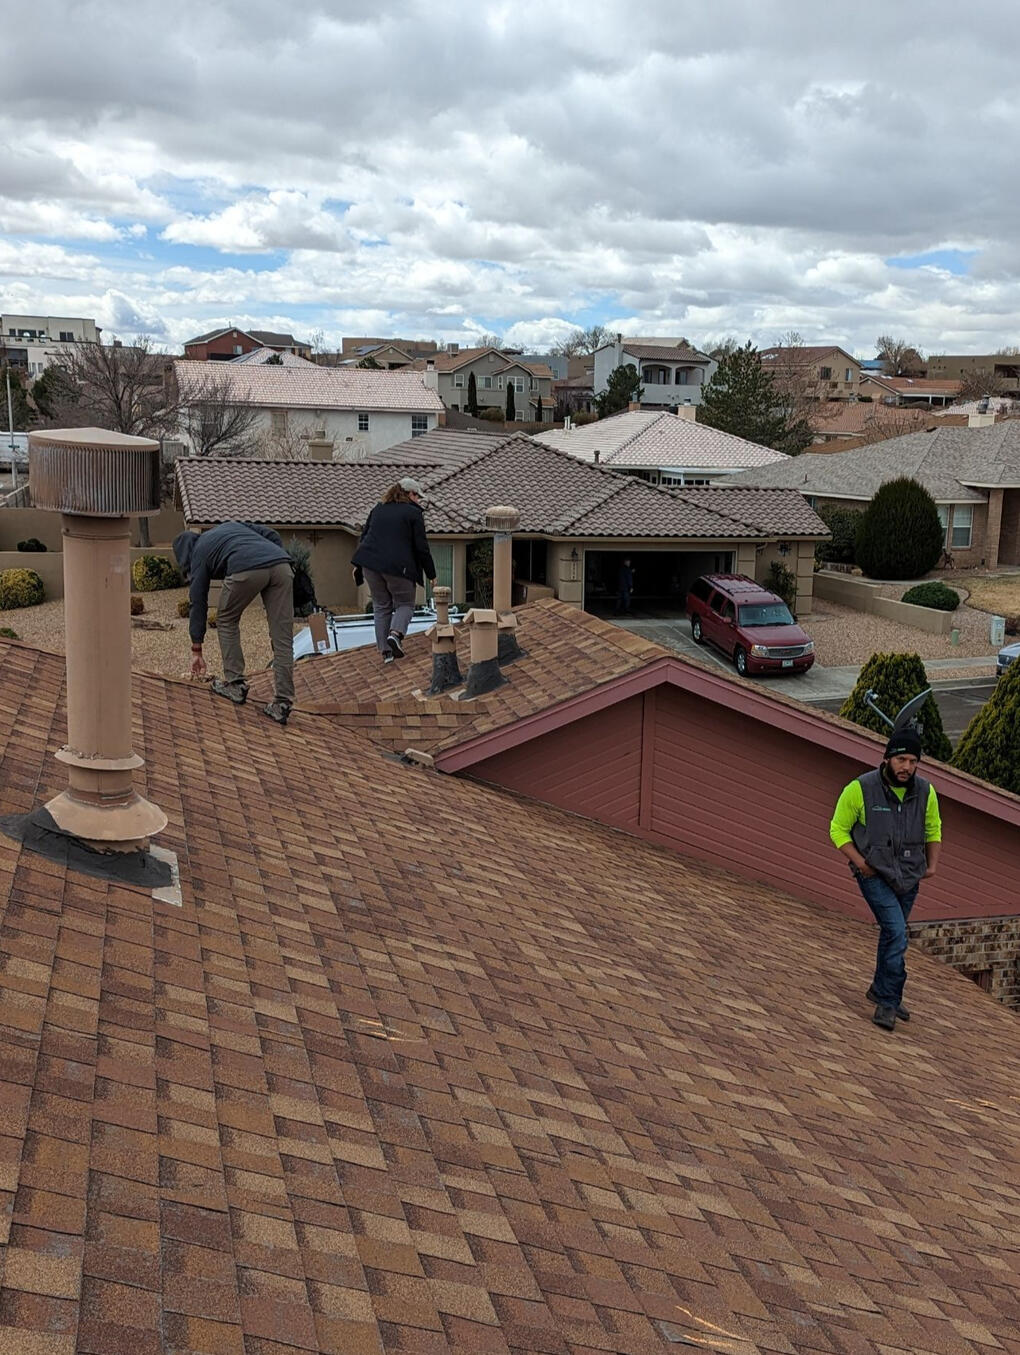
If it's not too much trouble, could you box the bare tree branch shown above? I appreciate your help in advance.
[177,372,261,457]
[45,336,180,437]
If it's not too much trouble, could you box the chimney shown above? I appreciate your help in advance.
[969,411,996,428]
[486,505,525,664]
[675,404,696,421]
[307,433,334,461]
[458,608,506,699]
[26,427,168,851]
[627,401,641,412]
[424,586,462,694]
[593,449,601,464]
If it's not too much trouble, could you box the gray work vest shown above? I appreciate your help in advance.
[851,767,930,894]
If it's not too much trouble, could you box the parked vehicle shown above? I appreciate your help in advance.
[293,604,460,660]
[686,574,815,676]
[996,639,1020,678]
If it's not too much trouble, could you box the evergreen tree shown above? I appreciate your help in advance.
[1,365,31,431]
[467,370,479,417]
[699,342,812,454]
[952,660,1020,793]
[595,363,643,418]
[839,652,952,762]
[854,477,944,579]
[505,379,515,421]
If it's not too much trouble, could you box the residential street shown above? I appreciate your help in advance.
[815,682,997,744]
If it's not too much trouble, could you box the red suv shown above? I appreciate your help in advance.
[686,574,815,676]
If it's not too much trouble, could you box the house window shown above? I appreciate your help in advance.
[358,413,369,431]
[482,376,492,389]
[819,366,832,380]
[271,410,288,436]
[936,506,950,543]
[951,505,973,549]
[454,374,464,387]
[497,376,504,389]
[59,331,73,342]
[411,415,428,437]
[845,368,853,382]
[675,369,689,385]
[233,345,243,355]
[515,378,524,392]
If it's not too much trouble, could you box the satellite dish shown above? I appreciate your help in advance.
[892,688,932,732]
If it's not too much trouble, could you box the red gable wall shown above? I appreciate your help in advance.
[466,684,1018,926]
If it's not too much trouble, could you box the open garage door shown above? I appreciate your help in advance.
[583,548,733,618]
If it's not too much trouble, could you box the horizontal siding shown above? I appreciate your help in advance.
[470,695,643,830]
[649,687,1018,922]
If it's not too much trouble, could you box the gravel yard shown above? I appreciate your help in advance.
[807,591,999,669]
[0,587,295,681]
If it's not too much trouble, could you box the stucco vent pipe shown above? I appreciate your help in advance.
[425,586,462,695]
[485,504,525,665]
[28,427,168,850]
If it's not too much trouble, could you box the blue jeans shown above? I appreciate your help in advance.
[855,871,919,1007]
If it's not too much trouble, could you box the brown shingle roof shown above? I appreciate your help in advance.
[176,437,829,539]
[2,636,1020,1353]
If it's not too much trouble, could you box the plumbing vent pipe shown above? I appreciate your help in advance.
[425,586,462,695]
[485,504,525,665]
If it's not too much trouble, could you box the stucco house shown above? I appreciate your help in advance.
[534,407,789,486]
[407,345,555,421]
[734,419,1020,567]
[759,344,863,401]
[593,335,716,408]
[175,430,828,616]
[171,361,444,460]
[181,325,312,360]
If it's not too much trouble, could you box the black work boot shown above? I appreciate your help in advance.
[867,986,910,1021]
[872,1004,897,1031]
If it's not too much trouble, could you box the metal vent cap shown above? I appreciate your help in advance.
[29,427,162,516]
[484,504,521,532]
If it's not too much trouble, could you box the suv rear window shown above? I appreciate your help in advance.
[738,602,795,626]
[689,578,712,602]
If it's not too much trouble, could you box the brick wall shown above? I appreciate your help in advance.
[909,915,1020,1009]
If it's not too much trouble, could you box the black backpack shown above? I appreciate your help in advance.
[292,563,316,613]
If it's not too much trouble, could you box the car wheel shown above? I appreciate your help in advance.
[734,646,748,676]
[691,616,703,644]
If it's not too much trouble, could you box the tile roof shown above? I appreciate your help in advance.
[177,437,830,539]
[620,341,712,364]
[735,421,1020,499]
[172,360,446,414]
[862,375,963,396]
[358,427,515,469]
[535,410,788,471]
[673,484,833,534]
[760,344,859,366]
[809,402,933,438]
[2,636,1020,1354]
[229,348,317,367]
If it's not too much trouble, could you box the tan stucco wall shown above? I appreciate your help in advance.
[814,571,953,634]
[0,508,186,552]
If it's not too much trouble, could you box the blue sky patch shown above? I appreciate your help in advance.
[887,248,976,275]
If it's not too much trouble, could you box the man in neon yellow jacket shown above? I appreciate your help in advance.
[829,728,941,1031]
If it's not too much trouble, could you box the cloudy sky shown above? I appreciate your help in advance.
[3,0,1019,357]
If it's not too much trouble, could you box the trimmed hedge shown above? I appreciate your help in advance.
[815,505,862,565]
[16,538,47,552]
[132,555,182,592]
[953,659,1020,793]
[0,627,19,639]
[839,651,952,761]
[855,477,943,579]
[900,582,960,612]
[0,568,45,610]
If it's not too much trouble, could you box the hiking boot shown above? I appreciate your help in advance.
[262,700,292,725]
[387,631,404,658]
[211,679,248,705]
[872,1003,897,1031]
[867,986,910,1020]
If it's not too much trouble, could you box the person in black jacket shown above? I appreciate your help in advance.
[173,521,296,724]
[352,479,436,663]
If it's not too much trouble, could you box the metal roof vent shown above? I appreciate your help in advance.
[30,426,161,517]
[484,505,521,533]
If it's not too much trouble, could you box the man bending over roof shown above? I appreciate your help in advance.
[173,522,295,725]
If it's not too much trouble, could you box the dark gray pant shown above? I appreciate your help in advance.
[364,569,417,654]
[217,562,295,703]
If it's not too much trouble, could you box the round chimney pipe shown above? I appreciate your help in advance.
[28,427,167,850]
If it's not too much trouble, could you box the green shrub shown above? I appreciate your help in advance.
[815,505,863,565]
[131,554,182,592]
[854,478,944,579]
[901,582,960,612]
[839,652,952,761]
[0,626,19,639]
[1005,614,1019,636]
[207,609,218,629]
[16,538,47,552]
[177,598,192,618]
[130,594,145,616]
[478,407,504,422]
[572,411,598,425]
[765,560,797,611]
[0,568,45,610]
[953,659,1020,793]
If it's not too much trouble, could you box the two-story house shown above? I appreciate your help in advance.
[411,346,555,421]
[0,313,101,376]
[592,335,716,408]
[759,345,862,401]
[182,326,312,361]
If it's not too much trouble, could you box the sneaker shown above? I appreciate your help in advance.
[872,1003,897,1031]
[382,653,396,665]
[211,679,248,705]
[387,631,404,658]
[262,701,292,725]
[866,986,910,1021]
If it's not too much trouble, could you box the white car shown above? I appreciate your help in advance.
[996,639,1020,679]
[293,605,460,659]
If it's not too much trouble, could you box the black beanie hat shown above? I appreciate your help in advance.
[884,728,922,760]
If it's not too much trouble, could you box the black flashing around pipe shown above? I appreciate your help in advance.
[426,652,463,695]
[497,632,526,666]
[462,657,507,699]
[0,808,172,889]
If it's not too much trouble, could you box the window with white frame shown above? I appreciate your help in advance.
[271,410,288,436]
[411,414,428,437]
[358,413,369,431]
[497,375,504,389]
[515,377,524,391]
[482,376,492,389]
[845,368,853,382]
[936,505,950,543]
[951,504,973,548]
[454,374,464,387]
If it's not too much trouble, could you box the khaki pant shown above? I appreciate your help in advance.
[217,562,295,704]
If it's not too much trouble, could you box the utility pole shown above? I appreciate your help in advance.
[5,365,18,492]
